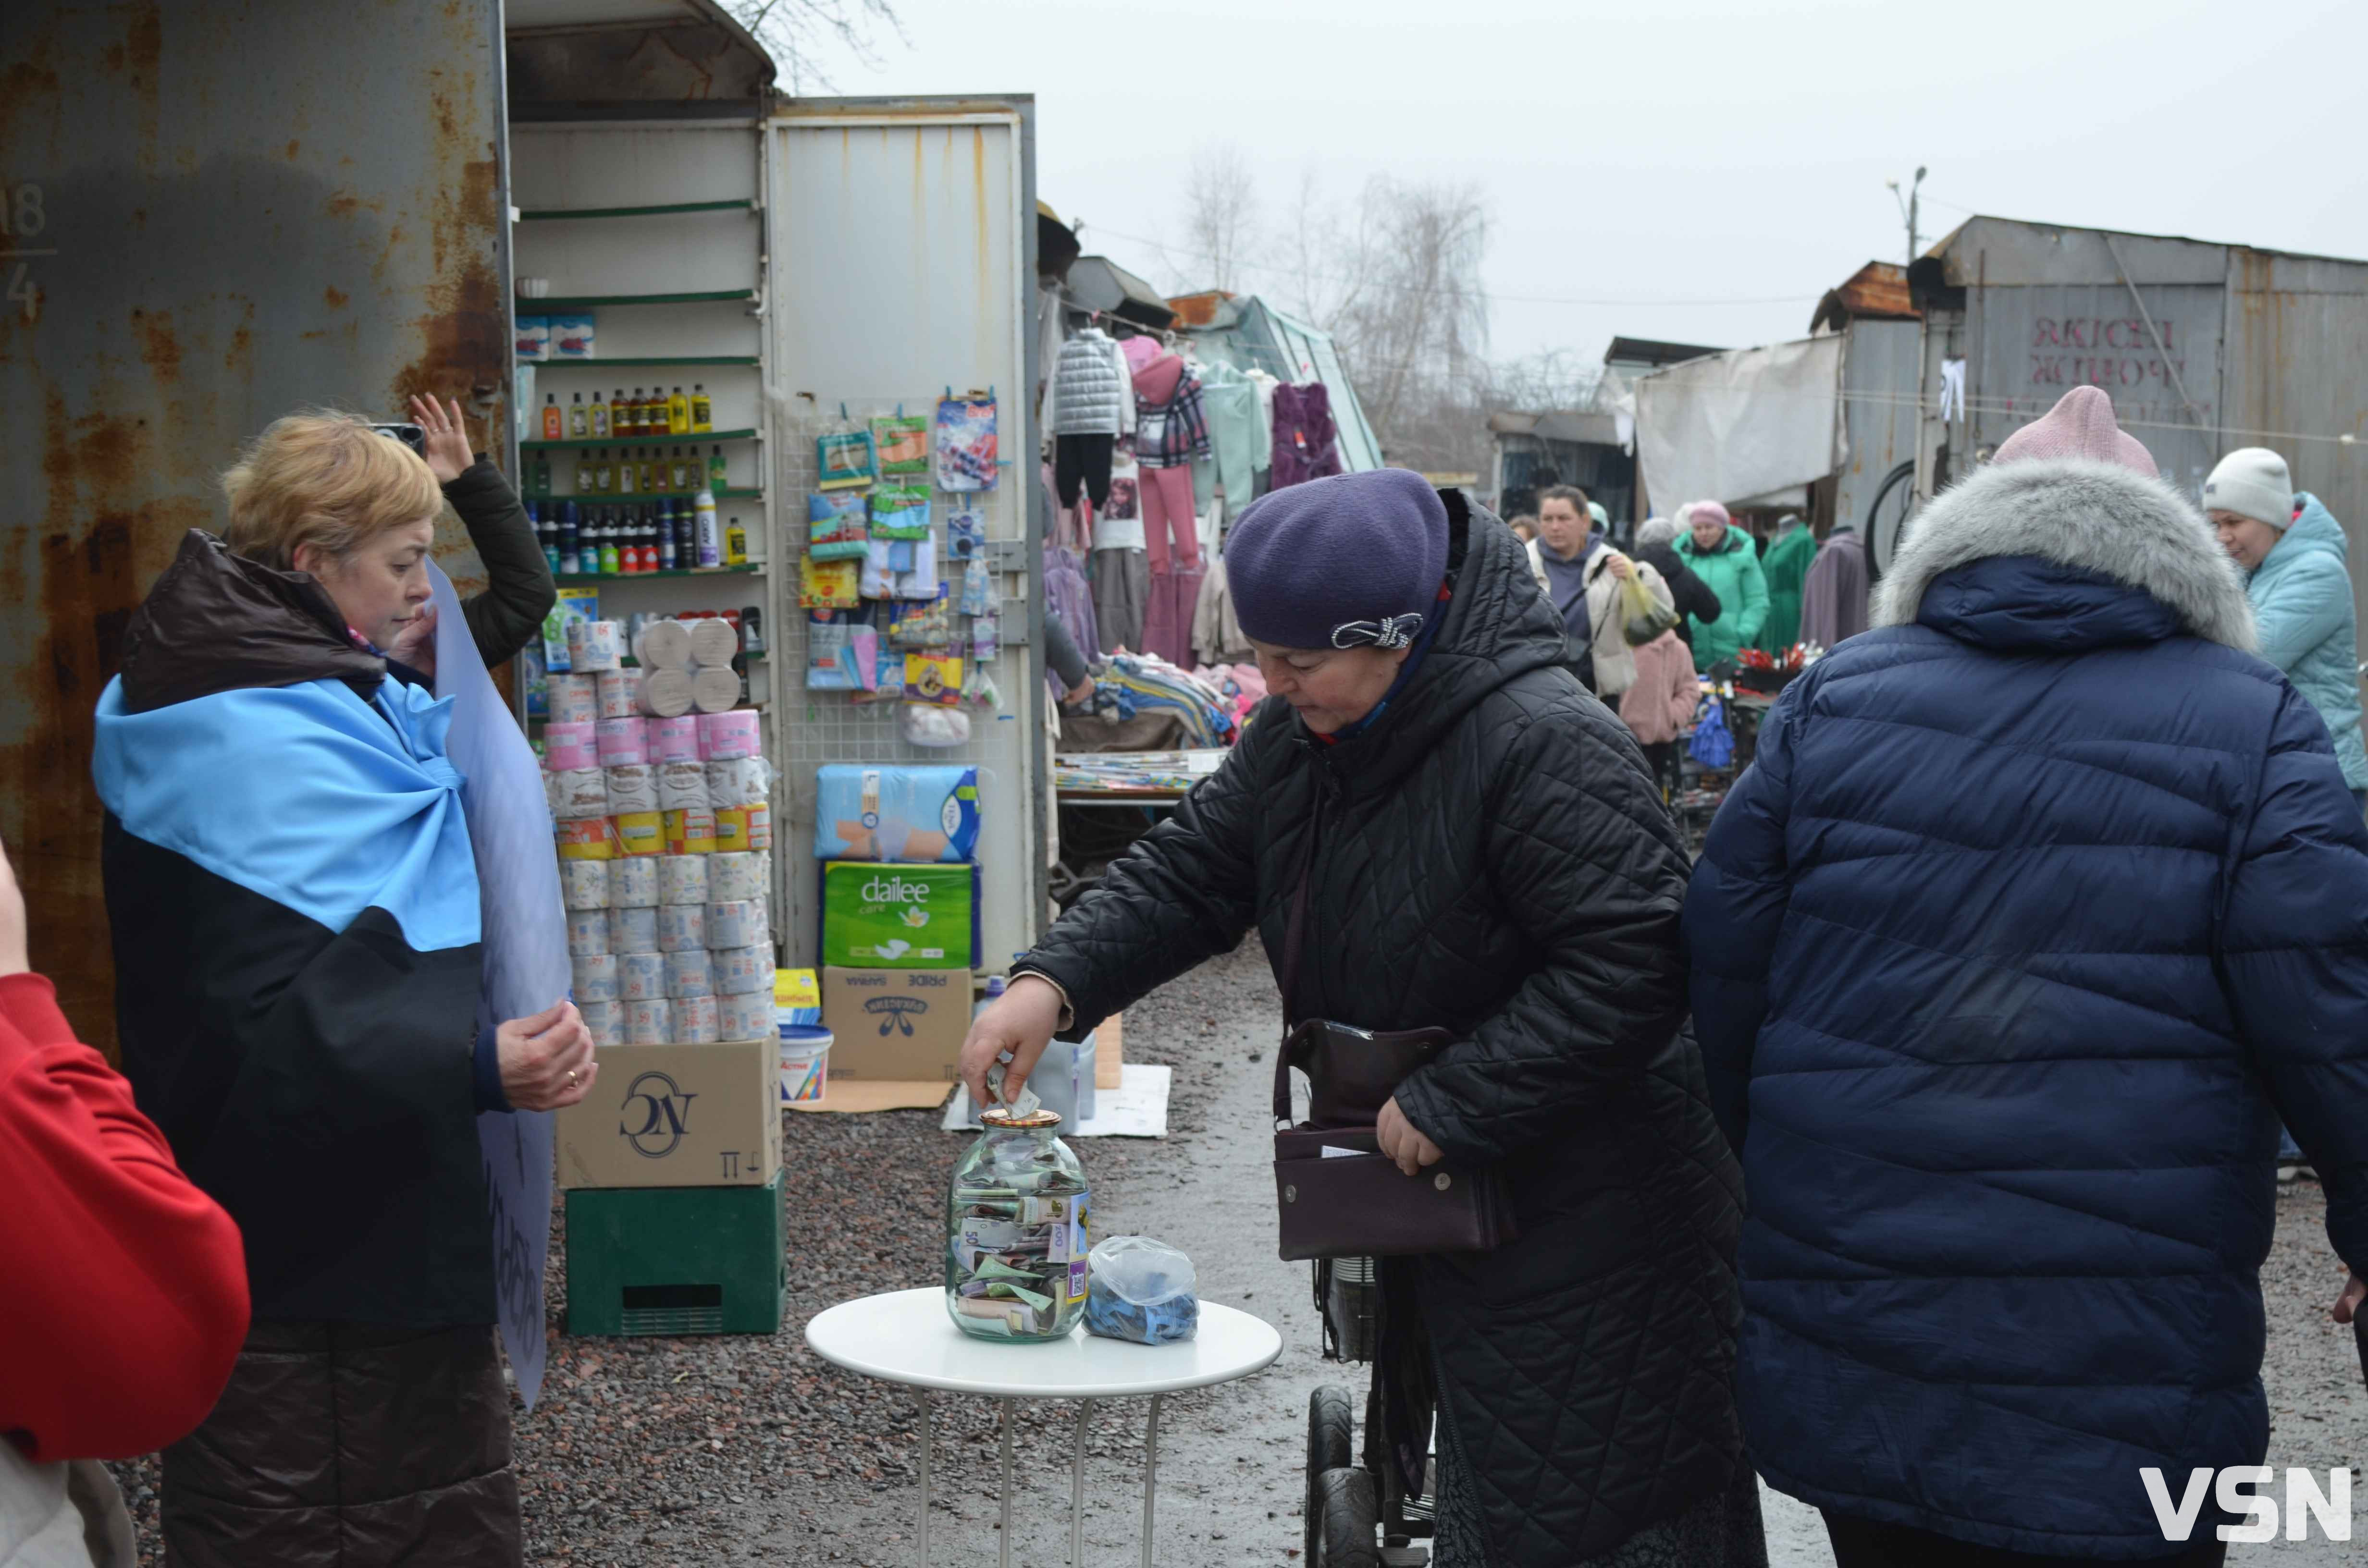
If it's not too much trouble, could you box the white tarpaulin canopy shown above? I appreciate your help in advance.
[1635,335,1846,513]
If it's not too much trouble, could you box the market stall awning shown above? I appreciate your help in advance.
[1634,335,1845,512]
[1067,256,1176,330]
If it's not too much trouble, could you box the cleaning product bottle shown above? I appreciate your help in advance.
[568,392,589,440]
[532,450,552,496]
[708,443,727,489]
[610,388,629,439]
[593,448,612,494]
[589,393,611,441]
[657,505,679,572]
[723,515,748,567]
[666,385,690,435]
[691,383,712,433]
[693,488,721,568]
[670,447,691,491]
[599,510,621,576]
[541,394,561,441]
[573,450,591,493]
[557,502,581,576]
[639,507,661,574]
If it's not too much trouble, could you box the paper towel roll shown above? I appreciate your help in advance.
[547,673,599,726]
[566,909,609,957]
[690,669,741,715]
[656,855,709,906]
[715,993,773,1043]
[704,756,769,808]
[634,617,693,671]
[617,951,666,1003]
[647,714,703,763]
[663,948,715,999]
[560,859,609,911]
[698,709,761,760]
[704,900,765,950]
[604,763,658,815]
[566,618,622,672]
[674,993,721,1045]
[715,944,772,995]
[549,768,609,821]
[595,668,639,721]
[608,857,659,907]
[580,1000,623,1048]
[687,616,739,669]
[655,903,707,953]
[595,717,648,768]
[654,760,710,812]
[543,721,598,772]
[570,952,620,1004]
[624,998,672,1046]
[707,851,764,901]
[633,668,695,719]
[607,906,658,952]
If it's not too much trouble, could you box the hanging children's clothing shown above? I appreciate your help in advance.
[1269,381,1343,489]
[1191,359,1270,513]
[1133,352,1209,576]
[1091,438,1147,652]
[1050,327,1133,508]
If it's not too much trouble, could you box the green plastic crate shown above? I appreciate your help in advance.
[565,1174,785,1337]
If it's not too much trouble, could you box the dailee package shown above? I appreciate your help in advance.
[814,765,979,863]
[818,862,980,968]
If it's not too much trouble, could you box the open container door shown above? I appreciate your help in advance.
[766,98,1046,971]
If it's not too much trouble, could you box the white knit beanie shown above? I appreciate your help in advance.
[2203,447,2295,530]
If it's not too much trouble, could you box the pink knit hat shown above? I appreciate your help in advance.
[1119,334,1162,374]
[1682,500,1731,530]
[1992,387,2157,476]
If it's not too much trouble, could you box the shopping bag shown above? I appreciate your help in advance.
[1620,568,1681,646]
[1689,696,1735,770]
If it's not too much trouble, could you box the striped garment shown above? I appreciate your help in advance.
[1136,372,1212,469]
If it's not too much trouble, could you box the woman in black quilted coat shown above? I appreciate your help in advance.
[964,470,1759,1568]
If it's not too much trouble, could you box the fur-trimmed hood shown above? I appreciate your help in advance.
[1874,457,2256,652]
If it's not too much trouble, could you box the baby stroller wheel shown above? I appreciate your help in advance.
[1306,1386,1356,1561]
[1314,1466,1381,1567]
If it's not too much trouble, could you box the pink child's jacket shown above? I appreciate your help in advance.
[1618,630,1700,745]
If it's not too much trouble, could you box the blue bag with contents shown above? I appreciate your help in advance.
[1084,1235,1197,1346]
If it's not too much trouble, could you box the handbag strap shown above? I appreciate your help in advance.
[1272,794,1323,1124]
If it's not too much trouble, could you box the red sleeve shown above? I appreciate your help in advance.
[0,972,250,1461]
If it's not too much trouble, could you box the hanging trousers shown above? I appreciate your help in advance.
[1138,465,1202,574]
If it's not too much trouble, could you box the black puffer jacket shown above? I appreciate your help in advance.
[1019,495,1747,1565]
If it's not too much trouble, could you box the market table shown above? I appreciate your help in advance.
[1052,747,1228,807]
[805,1286,1282,1568]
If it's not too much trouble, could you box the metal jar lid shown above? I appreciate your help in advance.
[980,1106,1064,1130]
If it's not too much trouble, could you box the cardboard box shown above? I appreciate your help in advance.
[818,862,980,969]
[556,1038,780,1189]
[822,966,971,1081]
[566,1175,785,1336]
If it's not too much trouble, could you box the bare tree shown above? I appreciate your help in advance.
[1325,177,1492,469]
[725,0,903,93]
[1175,144,1261,296]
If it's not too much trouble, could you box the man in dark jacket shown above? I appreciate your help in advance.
[968,470,1758,1567]
[1685,387,2368,1566]
[1635,514,1723,652]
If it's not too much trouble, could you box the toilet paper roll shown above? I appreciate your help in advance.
[560,859,609,911]
[616,951,667,1003]
[705,899,766,950]
[663,807,717,855]
[655,760,710,811]
[547,673,600,726]
[647,714,703,763]
[674,993,721,1045]
[566,618,622,672]
[697,708,762,759]
[656,855,709,906]
[687,617,739,669]
[743,800,774,850]
[606,906,658,953]
[555,817,620,860]
[715,992,775,1043]
[624,998,672,1046]
[613,812,663,856]
[570,952,620,1004]
[663,948,715,1000]
[595,717,648,768]
[704,756,770,808]
[707,851,764,902]
[543,721,598,772]
[608,856,659,907]
[595,668,639,721]
[655,903,707,953]
[715,944,773,995]
[549,768,609,821]
[604,763,658,815]
[566,909,609,957]
[580,1000,623,1049]
[690,669,741,715]
[634,617,694,672]
[633,668,696,719]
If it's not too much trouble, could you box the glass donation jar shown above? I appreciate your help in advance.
[945,1107,1091,1342]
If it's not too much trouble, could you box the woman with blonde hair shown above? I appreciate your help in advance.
[94,398,587,1568]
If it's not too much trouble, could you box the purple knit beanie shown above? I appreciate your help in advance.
[1226,470,1450,650]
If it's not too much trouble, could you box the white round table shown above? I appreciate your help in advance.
[806,1286,1282,1568]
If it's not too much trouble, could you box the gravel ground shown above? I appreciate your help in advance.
[106,943,2367,1564]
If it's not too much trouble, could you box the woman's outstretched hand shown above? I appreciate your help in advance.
[959,975,1064,1111]
[410,394,473,485]
[1377,1096,1444,1176]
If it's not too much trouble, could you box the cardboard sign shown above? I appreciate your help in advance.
[557,1038,781,1189]
[818,862,980,968]
[822,967,971,1081]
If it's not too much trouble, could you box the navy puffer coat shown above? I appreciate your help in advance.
[1684,453,2368,1558]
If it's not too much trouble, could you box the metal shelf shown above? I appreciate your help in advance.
[518,199,756,221]
[555,564,764,582]
[531,289,755,309]
[523,428,757,451]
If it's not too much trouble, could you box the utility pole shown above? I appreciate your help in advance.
[1887,166,1928,268]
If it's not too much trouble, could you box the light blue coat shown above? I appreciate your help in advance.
[2248,491,2368,790]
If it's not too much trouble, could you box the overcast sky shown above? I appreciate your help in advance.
[806,0,2368,371]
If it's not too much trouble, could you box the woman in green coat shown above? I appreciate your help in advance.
[1674,501,1769,672]
[1755,513,1814,656]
